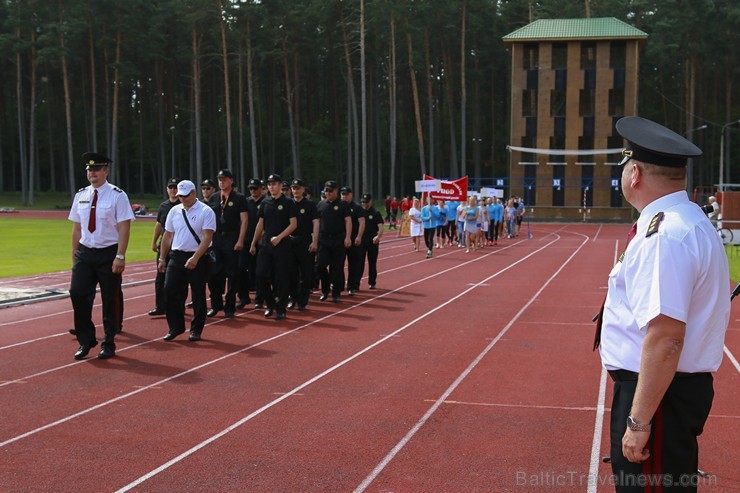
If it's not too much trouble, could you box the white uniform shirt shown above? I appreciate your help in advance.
[164,200,216,252]
[68,181,135,248]
[600,191,730,373]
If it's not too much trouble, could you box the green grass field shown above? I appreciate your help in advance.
[0,217,156,277]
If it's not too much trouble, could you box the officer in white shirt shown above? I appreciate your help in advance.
[596,117,730,492]
[69,152,134,360]
[158,180,216,341]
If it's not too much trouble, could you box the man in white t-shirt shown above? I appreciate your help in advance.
[158,180,217,342]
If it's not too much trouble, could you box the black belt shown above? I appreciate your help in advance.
[171,249,196,255]
[608,369,706,382]
[80,244,117,252]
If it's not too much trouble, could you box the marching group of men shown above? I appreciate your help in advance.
[148,171,385,343]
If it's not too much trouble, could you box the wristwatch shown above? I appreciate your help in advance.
[115,254,125,260]
[627,415,651,432]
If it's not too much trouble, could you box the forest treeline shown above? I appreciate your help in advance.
[1,0,739,204]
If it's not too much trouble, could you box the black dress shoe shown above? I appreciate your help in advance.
[297,304,306,311]
[286,300,295,309]
[69,328,77,335]
[224,310,235,318]
[369,284,376,289]
[163,330,185,341]
[188,332,202,342]
[148,309,165,316]
[236,298,250,309]
[98,345,115,359]
[254,303,264,309]
[348,289,355,296]
[275,310,287,320]
[74,341,98,360]
[332,295,341,303]
[319,293,329,301]
[185,301,194,308]
[207,309,219,317]
[264,308,274,318]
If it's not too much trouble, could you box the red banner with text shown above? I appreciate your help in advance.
[423,175,468,202]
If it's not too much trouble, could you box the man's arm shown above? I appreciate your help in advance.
[71,223,82,266]
[151,222,164,252]
[114,219,131,274]
[309,218,320,252]
[355,216,366,246]
[157,231,174,272]
[622,314,685,463]
[250,218,265,254]
[272,217,297,245]
[374,218,384,244]
[187,229,213,268]
[344,216,352,248]
[236,211,248,251]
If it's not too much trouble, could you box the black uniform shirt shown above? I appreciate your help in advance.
[293,198,319,237]
[212,190,247,232]
[257,193,297,243]
[156,198,180,246]
[318,198,351,239]
[156,198,179,226]
[362,206,384,241]
[245,196,263,241]
[346,201,366,240]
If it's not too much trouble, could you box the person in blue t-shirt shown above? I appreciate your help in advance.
[446,200,459,245]
[420,195,440,258]
[490,197,504,245]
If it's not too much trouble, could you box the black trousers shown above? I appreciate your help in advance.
[70,244,121,348]
[492,221,500,242]
[610,372,713,493]
[208,232,240,311]
[154,246,169,312]
[346,242,366,291]
[289,236,315,308]
[362,238,379,287]
[238,242,259,304]
[423,228,435,251]
[317,239,346,297]
[165,250,208,334]
[256,240,291,310]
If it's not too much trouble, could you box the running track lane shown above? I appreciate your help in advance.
[0,224,737,492]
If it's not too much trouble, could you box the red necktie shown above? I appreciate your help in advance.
[88,189,98,233]
[593,222,637,351]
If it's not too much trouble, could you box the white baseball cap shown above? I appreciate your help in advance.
[176,180,196,196]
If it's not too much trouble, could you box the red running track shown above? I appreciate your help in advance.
[0,224,738,492]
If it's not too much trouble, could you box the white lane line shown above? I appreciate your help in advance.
[592,223,603,242]
[115,235,564,493]
[587,368,609,493]
[354,232,589,493]
[0,290,154,329]
[0,237,529,446]
[587,238,620,493]
[429,400,598,412]
[723,345,740,372]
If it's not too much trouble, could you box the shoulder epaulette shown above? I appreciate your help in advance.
[78,186,87,192]
[646,212,665,237]
[112,186,123,193]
